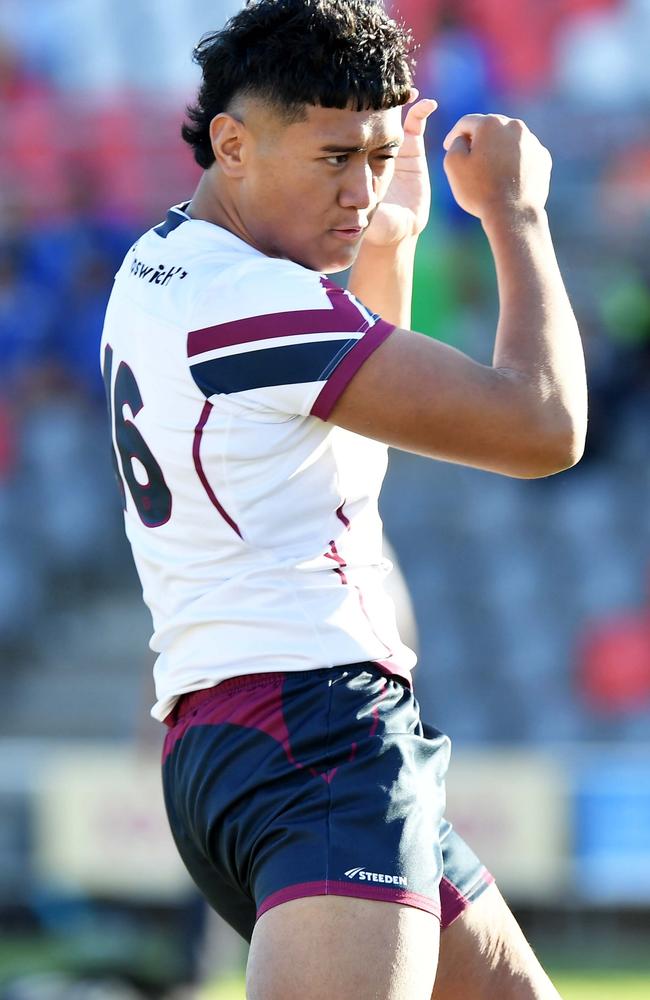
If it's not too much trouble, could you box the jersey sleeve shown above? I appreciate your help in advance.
[186,261,396,419]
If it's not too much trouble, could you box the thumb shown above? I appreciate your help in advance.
[443,113,485,151]
[403,97,438,137]
[444,134,472,159]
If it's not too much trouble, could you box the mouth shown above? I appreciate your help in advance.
[330,226,366,242]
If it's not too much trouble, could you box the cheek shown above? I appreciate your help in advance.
[279,176,335,232]
[249,168,283,206]
[252,164,324,221]
[377,164,396,198]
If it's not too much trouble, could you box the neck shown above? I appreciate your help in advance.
[187,170,254,250]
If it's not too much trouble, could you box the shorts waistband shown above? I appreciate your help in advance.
[163,672,287,728]
[162,661,411,728]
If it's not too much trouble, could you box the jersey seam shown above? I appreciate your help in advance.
[316,337,361,382]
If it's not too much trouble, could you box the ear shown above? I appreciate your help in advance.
[209,113,247,178]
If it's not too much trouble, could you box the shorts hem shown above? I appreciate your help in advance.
[256,879,441,923]
[440,868,495,929]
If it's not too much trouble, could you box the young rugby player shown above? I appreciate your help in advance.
[101,1,586,996]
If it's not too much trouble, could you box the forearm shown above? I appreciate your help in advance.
[484,207,588,456]
[348,236,418,329]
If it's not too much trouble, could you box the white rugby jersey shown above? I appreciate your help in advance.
[101,204,417,721]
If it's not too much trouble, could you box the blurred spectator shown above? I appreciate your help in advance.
[0,399,15,479]
[420,2,501,118]
[418,1,499,225]
[0,34,69,216]
[555,0,650,105]
[0,242,57,396]
[0,34,48,101]
[601,142,650,230]
[462,0,557,92]
[25,174,137,295]
[400,0,621,93]
[54,251,115,403]
[460,0,619,94]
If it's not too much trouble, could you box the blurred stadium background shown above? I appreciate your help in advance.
[1,0,650,997]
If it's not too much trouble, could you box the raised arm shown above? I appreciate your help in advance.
[348,96,436,329]
[329,114,588,480]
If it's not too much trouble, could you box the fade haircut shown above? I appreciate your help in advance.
[182,0,415,169]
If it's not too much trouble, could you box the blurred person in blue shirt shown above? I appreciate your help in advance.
[0,242,57,396]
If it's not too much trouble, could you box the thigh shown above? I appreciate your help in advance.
[247,895,440,1000]
[433,883,562,1000]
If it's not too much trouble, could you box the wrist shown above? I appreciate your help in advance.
[480,203,548,237]
[359,233,419,257]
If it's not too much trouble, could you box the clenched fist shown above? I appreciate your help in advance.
[443,114,552,221]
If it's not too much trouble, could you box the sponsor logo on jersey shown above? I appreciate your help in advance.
[344,866,408,886]
[130,257,188,286]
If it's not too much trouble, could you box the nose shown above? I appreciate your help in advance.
[339,161,377,212]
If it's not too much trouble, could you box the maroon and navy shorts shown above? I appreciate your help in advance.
[162,662,493,942]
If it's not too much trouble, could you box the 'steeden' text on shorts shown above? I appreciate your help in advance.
[344,867,407,886]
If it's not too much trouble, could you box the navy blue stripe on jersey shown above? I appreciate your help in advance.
[190,338,357,398]
[154,208,190,239]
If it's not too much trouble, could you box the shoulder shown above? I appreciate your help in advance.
[193,252,377,339]
[195,254,325,318]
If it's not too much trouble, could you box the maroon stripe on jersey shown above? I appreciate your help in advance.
[331,498,396,665]
[193,401,243,538]
[187,280,372,357]
[336,501,351,529]
[324,540,347,585]
[310,319,396,420]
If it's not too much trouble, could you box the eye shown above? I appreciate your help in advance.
[325,154,349,166]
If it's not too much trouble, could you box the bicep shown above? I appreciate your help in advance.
[327,328,570,479]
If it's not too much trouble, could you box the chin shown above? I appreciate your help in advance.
[279,238,361,275]
[318,246,363,275]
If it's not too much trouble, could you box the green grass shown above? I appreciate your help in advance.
[0,932,184,989]
[553,974,650,1000]
[202,977,244,999]
[202,970,650,1000]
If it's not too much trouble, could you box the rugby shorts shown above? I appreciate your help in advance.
[162,662,493,941]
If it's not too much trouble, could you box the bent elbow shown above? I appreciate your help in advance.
[519,411,588,479]
[547,401,588,472]
[561,420,588,470]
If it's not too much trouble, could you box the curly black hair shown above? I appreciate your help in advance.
[182,0,416,169]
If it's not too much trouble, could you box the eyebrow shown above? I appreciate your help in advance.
[320,140,402,154]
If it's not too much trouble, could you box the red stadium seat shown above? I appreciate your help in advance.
[578,612,650,712]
